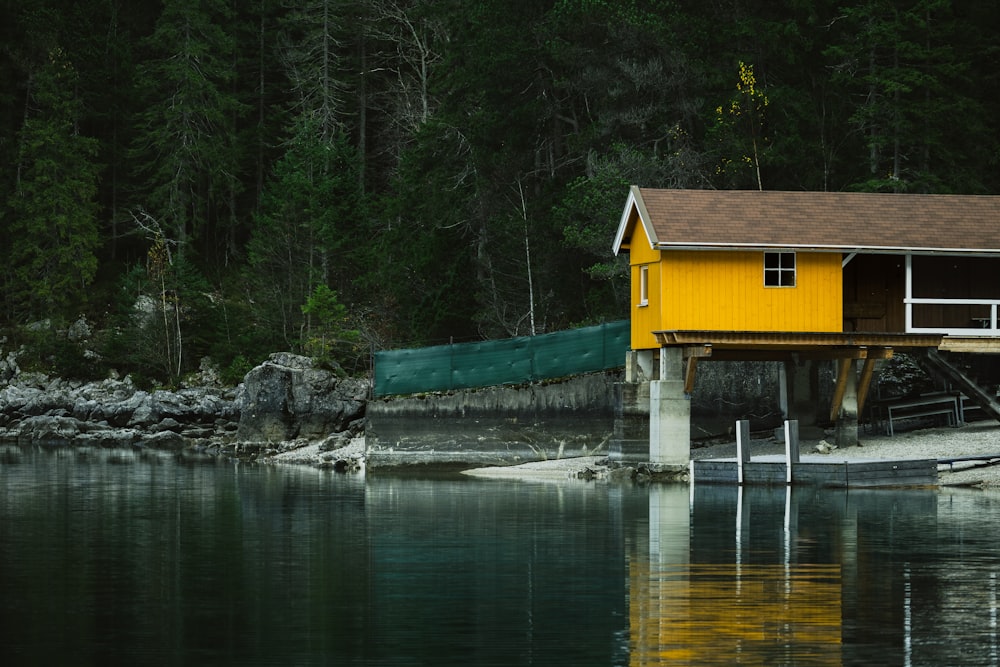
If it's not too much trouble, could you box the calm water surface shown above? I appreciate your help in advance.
[2,444,1000,666]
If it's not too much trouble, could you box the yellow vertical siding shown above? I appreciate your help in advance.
[625,216,843,349]
[659,250,842,333]
[626,223,664,350]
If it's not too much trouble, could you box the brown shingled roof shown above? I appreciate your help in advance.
[615,187,1000,253]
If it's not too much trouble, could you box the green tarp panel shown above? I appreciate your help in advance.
[374,320,629,397]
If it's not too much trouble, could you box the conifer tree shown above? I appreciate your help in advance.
[129,0,244,259]
[7,47,100,321]
[247,114,363,351]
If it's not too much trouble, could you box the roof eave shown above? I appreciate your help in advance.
[612,186,659,255]
[653,242,1000,255]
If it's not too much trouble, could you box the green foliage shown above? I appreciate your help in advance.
[220,354,254,387]
[3,0,1000,362]
[301,283,359,366]
[101,247,219,388]
[15,325,101,381]
[128,0,246,257]
[6,48,101,321]
[824,0,988,192]
[710,61,769,189]
[246,114,365,351]
[875,353,935,398]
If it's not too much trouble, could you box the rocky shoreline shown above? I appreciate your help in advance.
[0,352,367,470]
[4,344,1000,485]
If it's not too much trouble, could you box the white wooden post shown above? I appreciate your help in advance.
[784,419,800,484]
[736,419,751,485]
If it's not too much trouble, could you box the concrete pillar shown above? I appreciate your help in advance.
[625,349,656,383]
[834,360,859,447]
[649,347,690,465]
[612,380,650,464]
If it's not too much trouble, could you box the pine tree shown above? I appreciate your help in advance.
[7,47,101,321]
[129,0,245,259]
[247,114,363,351]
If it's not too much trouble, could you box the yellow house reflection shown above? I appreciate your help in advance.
[629,487,842,665]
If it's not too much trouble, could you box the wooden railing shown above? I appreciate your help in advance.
[905,297,1000,336]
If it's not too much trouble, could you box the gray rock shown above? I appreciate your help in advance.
[143,430,188,450]
[236,355,368,443]
[152,417,182,432]
[0,351,371,456]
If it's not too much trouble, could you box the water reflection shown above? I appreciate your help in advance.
[628,484,1000,666]
[3,445,1000,665]
[630,486,842,665]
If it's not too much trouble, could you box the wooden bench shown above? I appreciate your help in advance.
[877,393,961,436]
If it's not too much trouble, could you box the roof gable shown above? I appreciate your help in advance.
[612,187,1000,255]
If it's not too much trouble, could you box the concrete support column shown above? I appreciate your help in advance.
[834,359,859,448]
[612,380,650,464]
[649,347,690,465]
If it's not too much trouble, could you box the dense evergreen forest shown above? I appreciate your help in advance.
[1,0,998,384]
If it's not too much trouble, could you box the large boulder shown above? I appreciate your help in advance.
[235,353,368,443]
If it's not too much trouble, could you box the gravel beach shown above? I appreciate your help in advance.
[463,420,1000,487]
[263,420,1000,487]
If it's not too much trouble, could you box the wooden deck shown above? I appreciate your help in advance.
[691,455,938,488]
[651,330,945,421]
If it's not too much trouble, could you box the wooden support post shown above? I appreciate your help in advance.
[682,345,711,396]
[784,420,800,485]
[736,419,751,485]
[856,347,891,417]
[684,356,698,395]
[856,358,877,416]
[829,357,855,423]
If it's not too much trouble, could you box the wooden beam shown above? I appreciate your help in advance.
[694,347,894,363]
[798,347,869,361]
[692,350,794,362]
[680,345,711,393]
[829,357,854,423]
[856,357,879,416]
[939,337,1000,354]
[684,355,699,394]
[684,344,713,358]
[654,330,943,349]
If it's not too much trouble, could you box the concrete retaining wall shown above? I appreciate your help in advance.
[365,372,620,469]
[366,362,789,470]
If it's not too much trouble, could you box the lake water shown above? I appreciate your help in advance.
[2,445,1000,666]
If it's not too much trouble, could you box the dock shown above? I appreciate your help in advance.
[689,420,939,488]
[691,455,938,487]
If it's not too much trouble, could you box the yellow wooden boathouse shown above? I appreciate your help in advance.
[611,187,1000,466]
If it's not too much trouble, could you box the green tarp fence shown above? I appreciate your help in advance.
[374,320,630,397]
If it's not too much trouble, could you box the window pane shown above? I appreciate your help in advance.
[764,251,796,287]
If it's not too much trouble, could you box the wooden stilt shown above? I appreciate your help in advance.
[682,345,711,395]
[856,358,877,416]
[829,357,854,423]
[684,356,698,395]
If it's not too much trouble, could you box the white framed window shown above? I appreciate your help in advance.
[639,265,649,306]
[764,251,796,287]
